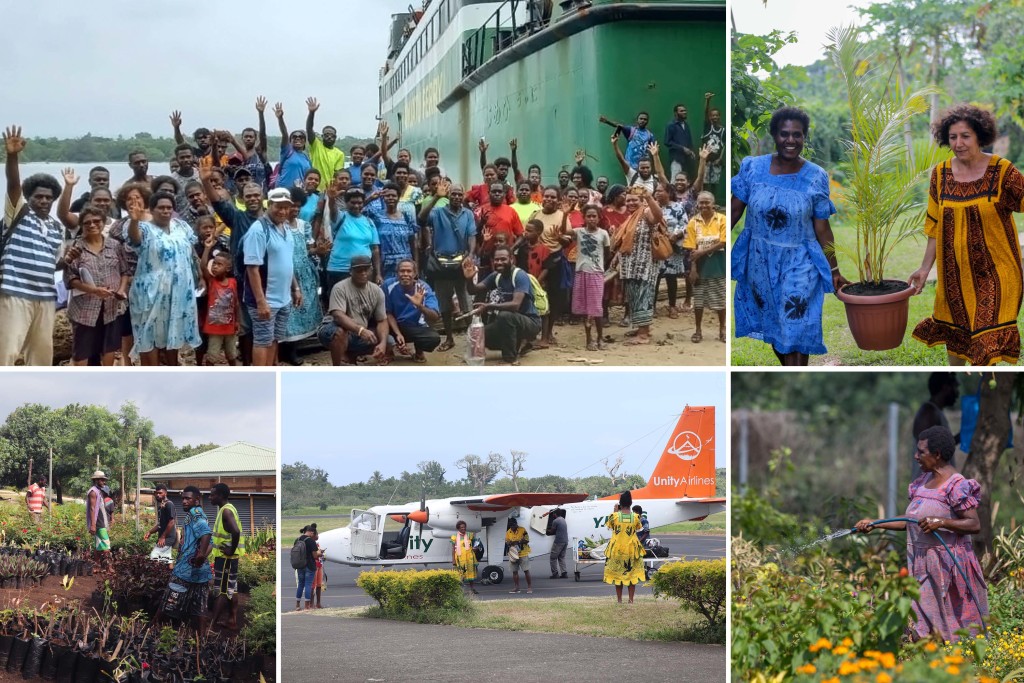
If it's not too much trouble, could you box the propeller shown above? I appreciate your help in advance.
[408,490,429,524]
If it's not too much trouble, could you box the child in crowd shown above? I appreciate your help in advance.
[199,236,240,365]
[563,204,610,350]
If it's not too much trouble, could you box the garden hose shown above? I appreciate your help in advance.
[851,516,988,635]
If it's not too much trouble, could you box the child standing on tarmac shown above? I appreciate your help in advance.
[562,203,610,351]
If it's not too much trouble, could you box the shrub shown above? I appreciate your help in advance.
[100,552,173,613]
[246,524,276,554]
[732,550,919,678]
[238,552,276,588]
[651,559,726,633]
[240,582,275,655]
[357,569,471,621]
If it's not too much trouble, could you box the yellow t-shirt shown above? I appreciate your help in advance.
[309,138,346,192]
[505,527,530,557]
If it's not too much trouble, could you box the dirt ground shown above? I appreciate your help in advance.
[298,300,726,367]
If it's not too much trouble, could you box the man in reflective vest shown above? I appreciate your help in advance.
[208,482,244,631]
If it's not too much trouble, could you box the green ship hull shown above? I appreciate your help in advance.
[380,1,726,202]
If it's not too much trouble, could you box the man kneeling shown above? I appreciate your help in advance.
[317,255,388,365]
[384,259,441,363]
[463,247,541,365]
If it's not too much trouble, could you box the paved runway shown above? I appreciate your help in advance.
[280,533,725,610]
[282,616,726,683]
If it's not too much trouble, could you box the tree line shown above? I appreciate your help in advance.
[733,0,1024,174]
[4,133,375,164]
[282,456,727,511]
[0,401,217,499]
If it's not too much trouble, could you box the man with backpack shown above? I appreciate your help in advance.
[291,525,320,611]
[462,245,542,365]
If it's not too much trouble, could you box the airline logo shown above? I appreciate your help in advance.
[667,430,706,461]
[652,475,716,487]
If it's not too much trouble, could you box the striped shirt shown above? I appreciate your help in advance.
[2,195,63,301]
[27,483,45,513]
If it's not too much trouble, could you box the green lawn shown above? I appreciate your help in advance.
[651,511,725,534]
[731,217,1024,366]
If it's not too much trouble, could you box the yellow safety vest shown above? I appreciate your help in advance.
[210,503,245,559]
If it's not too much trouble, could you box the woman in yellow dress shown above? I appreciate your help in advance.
[604,492,646,603]
[451,520,479,595]
[909,104,1024,365]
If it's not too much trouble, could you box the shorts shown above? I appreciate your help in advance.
[317,320,376,355]
[94,528,110,552]
[164,579,208,618]
[509,554,531,573]
[150,544,174,563]
[693,276,726,311]
[212,556,239,599]
[71,316,122,361]
[247,304,291,347]
[206,333,238,360]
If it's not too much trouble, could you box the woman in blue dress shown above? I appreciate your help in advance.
[126,190,202,365]
[277,186,324,365]
[366,182,419,280]
[731,107,849,365]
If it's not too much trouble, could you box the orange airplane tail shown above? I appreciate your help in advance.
[601,406,717,500]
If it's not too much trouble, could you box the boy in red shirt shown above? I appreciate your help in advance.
[199,237,240,365]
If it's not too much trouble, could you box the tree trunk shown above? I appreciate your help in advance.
[895,47,915,165]
[962,377,1014,561]
[928,40,941,125]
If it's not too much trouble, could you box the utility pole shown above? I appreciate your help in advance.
[48,448,53,514]
[136,437,142,531]
[27,458,32,488]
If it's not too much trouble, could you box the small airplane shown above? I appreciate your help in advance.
[318,406,724,584]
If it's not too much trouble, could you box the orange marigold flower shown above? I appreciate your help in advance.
[857,659,879,671]
[841,637,854,647]
[924,642,938,653]
[876,674,893,683]
[795,664,816,675]
[877,653,896,669]
[943,655,964,665]
[838,662,861,676]
[946,665,960,675]
[809,638,833,653]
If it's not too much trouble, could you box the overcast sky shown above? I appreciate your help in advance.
[1,0,410,138]
[282,371,726,485]
[0,372,277,449]
[733,0,874,67]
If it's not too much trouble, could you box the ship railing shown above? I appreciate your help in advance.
[461,0,553,77]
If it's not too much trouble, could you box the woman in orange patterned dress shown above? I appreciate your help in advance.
[909,105,1024,365]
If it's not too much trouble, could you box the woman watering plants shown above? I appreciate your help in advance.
[909,104,1024,366]
[731,106,849,366]
[854,425,988,642]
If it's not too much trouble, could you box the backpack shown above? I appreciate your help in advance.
[290,536,308,569]
[496,267,549,317]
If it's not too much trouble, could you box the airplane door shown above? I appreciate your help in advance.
[350,509,383,559]
[529,506,554,536]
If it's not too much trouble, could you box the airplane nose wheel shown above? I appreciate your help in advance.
[480,565,504,585]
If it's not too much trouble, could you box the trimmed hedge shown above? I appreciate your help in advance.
[356,569,468,614]
[651,559,727,629]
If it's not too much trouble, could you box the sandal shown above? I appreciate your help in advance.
[624,329,639,338]
[597,341,606,351]
[668,307,679,319]
[691,332,703,343]
[586,342,598,352]
[413,353,428,363]
[437,340,455,352]
[624,337,651,346]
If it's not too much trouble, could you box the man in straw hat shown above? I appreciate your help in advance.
[86,470,112,572]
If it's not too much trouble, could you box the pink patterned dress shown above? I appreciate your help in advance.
[906,473,988,641]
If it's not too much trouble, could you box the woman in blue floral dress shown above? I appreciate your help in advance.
[731,107,849,365]
[279,187,323,364]
[126,190,202,365]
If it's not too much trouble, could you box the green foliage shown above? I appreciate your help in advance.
[5,133,373,164]
[825,24,948,285]
[240,582,276,655]
[650,559,726,637]
[246,523,276,555]
[0,503,153,554]
[238,552,276,589]
[732,487,817,548]
[357,569,473,622]
[730,29,798,174]
[102,552,173,613]
[732,549,919,678]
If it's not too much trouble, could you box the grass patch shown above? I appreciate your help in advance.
[323,596,714,643]
[652,511,725,534]
[279,516,348,541]
[730,217,1024,366]
[282,504,353,517]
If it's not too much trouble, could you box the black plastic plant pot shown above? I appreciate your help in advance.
[73,654,98,683]
[8,637,31,674]
[55,649,77,683]
[41,642,63,681]
[95,658,114,683]
[22,637,46,680]
[0,634,15,669]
